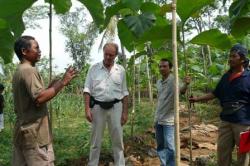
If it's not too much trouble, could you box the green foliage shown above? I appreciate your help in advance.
[177,0,215,23]
[190,29,234,50]
[124,12,156,38]
[45,0,72,14]
[231,17,250,38]
[78,0,104,28]
[0,0,34,63]
[59,8,98,70]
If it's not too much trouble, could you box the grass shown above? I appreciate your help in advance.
[0,95,156,166]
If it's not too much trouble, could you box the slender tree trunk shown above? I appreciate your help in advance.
[145,55,153,103]
[201,46,207,77]
[206,45,212,66]
[172,1,180,165]
[49,0,53,130]
[131,46,136,137]
[138,57,141,105]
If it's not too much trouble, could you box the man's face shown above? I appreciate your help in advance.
[159,61,171,76]
[22,40,41,64]
[228,51,244,69]
[103,45,117,67]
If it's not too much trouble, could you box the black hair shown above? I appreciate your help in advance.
[160,58,173,69]
[0,84,4,90]
[14,36,35,61]
[103,43,119,55]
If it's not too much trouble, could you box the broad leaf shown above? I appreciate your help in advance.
[138,25,172,43]
[229,0,249,18]
[140,2,161,15]
[121,0,142,12]
[104,2,127,28]
[231,17,250,38]
[78,0,104,28]
[190,29,234,50]
[124,12,156,37]
[0,29,15,63]
[177,0,214,23]
[0,0,36,63]
[0,19,7,29]
[117,20,137,52]
[45,0,72,14]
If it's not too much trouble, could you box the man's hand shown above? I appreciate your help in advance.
[85,108,93,123]
[121,111,128,126]
[189,96,198,103]
[62,66,77,86]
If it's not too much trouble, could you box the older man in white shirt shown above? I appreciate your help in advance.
[83,43,129,166]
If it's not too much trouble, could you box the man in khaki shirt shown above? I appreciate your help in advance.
[84,43,129,166]
[12,36,76,166]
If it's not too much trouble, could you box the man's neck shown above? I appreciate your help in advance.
[162,73,170,80]
[21,59,34,66]
[103,61,114,71]
[231,66,244,73]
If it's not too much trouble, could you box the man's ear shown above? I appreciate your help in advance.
[21,48,27,56]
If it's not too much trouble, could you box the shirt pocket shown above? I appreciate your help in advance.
[111,73,122,93]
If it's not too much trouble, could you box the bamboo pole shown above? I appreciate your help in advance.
[48,0,53,130]
[172,1,180,165]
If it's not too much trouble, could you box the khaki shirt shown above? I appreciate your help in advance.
[12,63,51,147]
[84,62,129,101]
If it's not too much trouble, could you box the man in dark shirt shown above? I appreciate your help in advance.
[0,83,4,132]
[190,44,250,166]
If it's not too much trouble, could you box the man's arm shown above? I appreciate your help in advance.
[121,95,128,125]
[180,76,191,94]
[84,92,93,122]
[35,67,76,106]
[189,92,215,102]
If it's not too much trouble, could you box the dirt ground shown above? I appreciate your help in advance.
[66,110,219,166]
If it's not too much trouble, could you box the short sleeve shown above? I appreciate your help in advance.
[83,66,93,94]
[22,68,44,101]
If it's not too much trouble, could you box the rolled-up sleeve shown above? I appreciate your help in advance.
[83,67,92,94]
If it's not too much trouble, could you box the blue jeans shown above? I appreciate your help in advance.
[155,123,175,166]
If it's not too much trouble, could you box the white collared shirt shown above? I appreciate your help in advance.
[84,62,129,101]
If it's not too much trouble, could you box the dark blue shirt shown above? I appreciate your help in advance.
[213,69,250,125]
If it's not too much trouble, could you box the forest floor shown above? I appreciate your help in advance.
[66,107,219,166]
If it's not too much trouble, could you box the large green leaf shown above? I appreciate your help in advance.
[0,19,7,29]
[117,20,137,52]
[0,29,15,63]
[124,12,156,38]
[138,25,172,43]
[121,0,142,12]
[231,17,250,38]
[45,0,72,14]
[190,29,234,50]
[104,2,127,29]
[229,0,249,18]
[0,0,36,63]
[177,0,214,23]
[78,0,104,28]
[140,2,161,15]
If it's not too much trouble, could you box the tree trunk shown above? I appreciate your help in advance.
[145,54,153,104]
[172,1,180,165]
[48,0,53,131]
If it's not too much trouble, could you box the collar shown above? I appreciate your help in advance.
[98,61,119,71]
